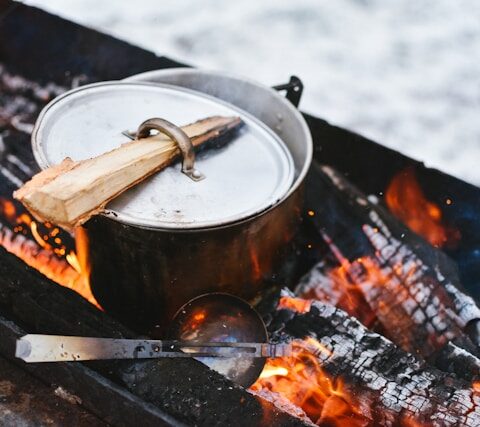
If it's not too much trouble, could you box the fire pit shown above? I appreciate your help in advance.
[1,1,480,426]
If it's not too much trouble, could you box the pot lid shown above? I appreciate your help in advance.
[32,81,294,229]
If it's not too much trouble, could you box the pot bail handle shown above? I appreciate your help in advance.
[136,118,205,182]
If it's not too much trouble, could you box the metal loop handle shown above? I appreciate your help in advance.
[272,76,303,108]
[136,118,205,182]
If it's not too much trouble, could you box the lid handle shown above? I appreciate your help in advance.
[136,118,205,182]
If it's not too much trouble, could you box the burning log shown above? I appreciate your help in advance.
[295,260,378,330]
[295,260,480,383]
[254,292,480,426]
[14,116,243,230]
[300,163,480,379]
[0,245,308,426]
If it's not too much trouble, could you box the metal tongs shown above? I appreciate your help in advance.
[15,334,292,363]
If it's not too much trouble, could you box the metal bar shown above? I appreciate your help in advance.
[16,335,291,362]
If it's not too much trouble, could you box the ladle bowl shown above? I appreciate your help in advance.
[168,293,268,387]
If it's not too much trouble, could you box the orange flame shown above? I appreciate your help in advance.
[253,297,433,426]
[0,198,99,307]
[297,262,377,329]
[278,296,312,314]
[258,366,289,379]
[299,249,455,353]
[385,167,460,248]
[251,339,370,426]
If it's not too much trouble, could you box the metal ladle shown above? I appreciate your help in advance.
[16,293,285,388]
[168,293,270,387]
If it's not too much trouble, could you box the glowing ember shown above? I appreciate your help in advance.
[278,296,312,314]
[385,167,460,248]
[251,339,369,426]
[0,198,100,307]
[400,416,427,427]
[296,261,377,329]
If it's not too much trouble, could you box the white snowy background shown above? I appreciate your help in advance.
[25,0,480,185]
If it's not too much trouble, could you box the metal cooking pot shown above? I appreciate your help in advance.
[33,69,312,332]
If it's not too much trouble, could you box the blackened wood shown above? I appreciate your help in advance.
[0,245,308,426]
[0,316,183,427]
[304,163,480,379]
[295,260,378,330]
[121,359,306,427]
[0,354,105,427]
[0,63,67,153]
[431,340,480,382]
[296,261,480,382]
[267,294,480,426]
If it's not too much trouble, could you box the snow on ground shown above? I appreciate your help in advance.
[26,0,480,185]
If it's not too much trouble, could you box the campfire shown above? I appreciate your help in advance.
[0,62,98,306]
[1,3,480,426]
[0,198,97,306]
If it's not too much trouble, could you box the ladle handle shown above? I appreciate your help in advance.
[15,335,292,362]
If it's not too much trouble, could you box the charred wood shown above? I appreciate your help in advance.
[265,292,480,426]
[0,353,106,427]
[302,163,480,379]
[295,260,378,330]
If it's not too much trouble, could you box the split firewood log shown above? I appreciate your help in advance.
[299,163,480,380]
[14,116,243,230]
[255,290,480,426]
